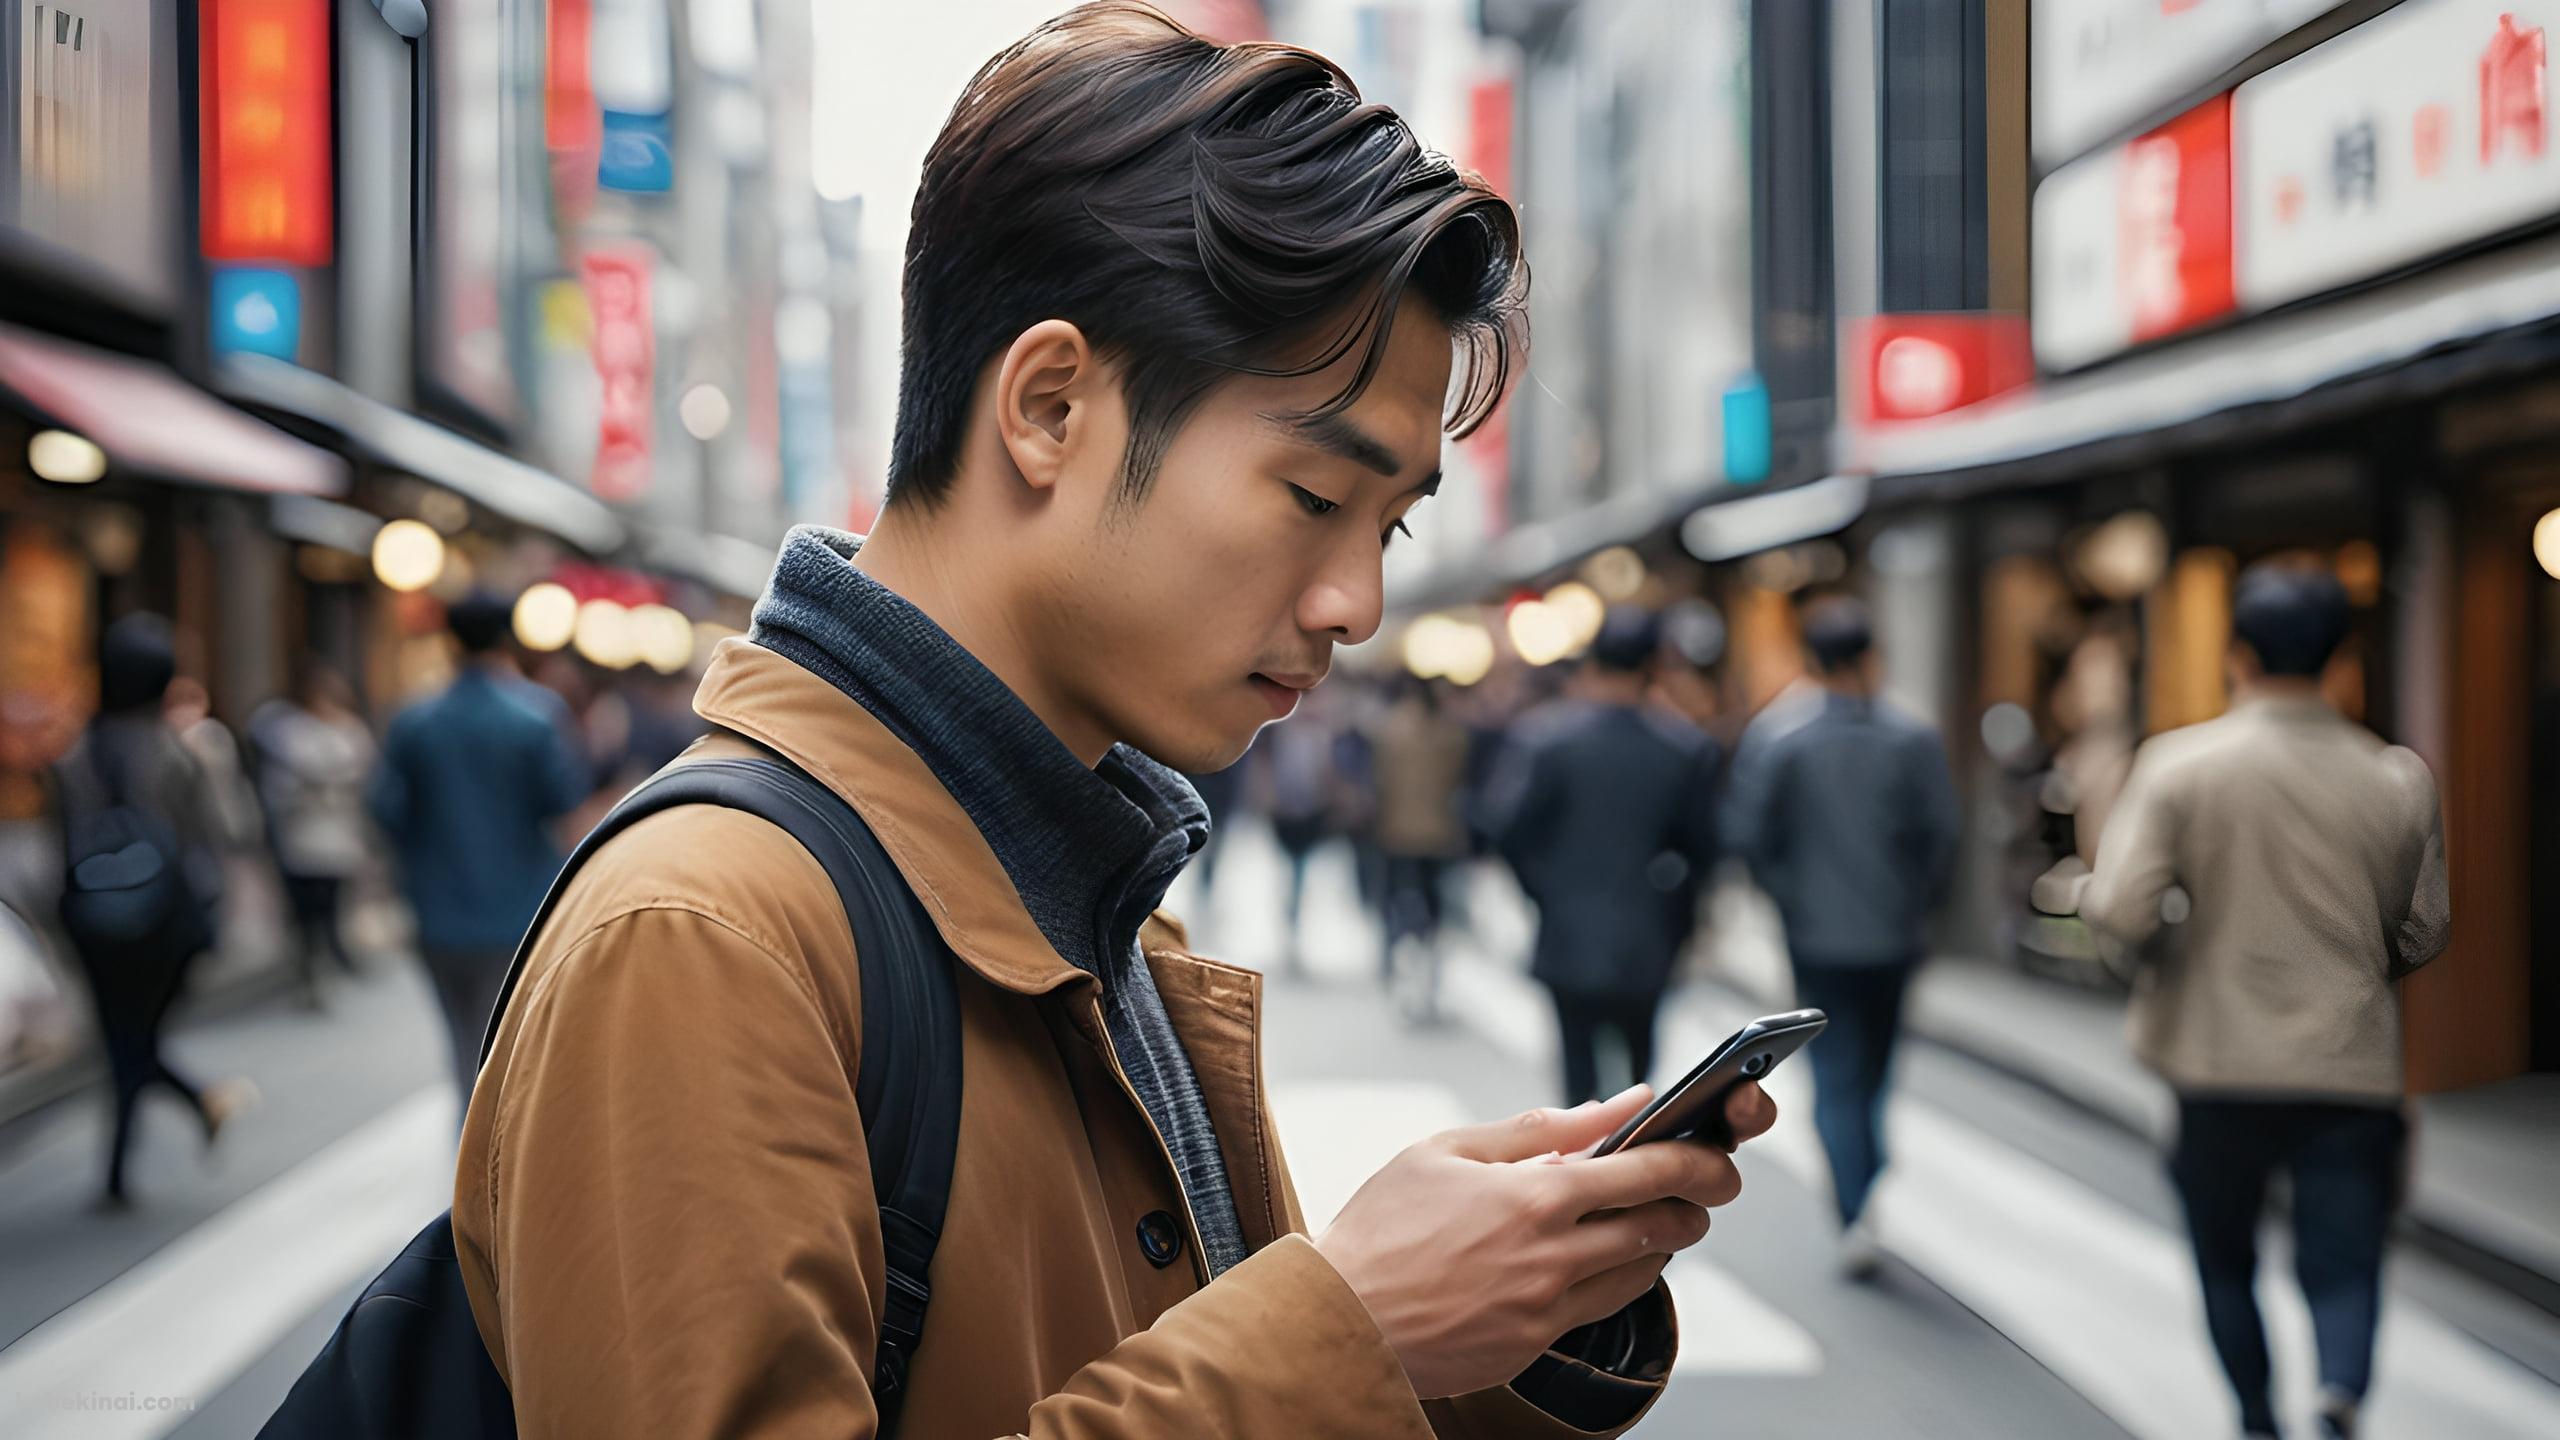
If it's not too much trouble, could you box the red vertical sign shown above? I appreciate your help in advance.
[548,0,601,221]
[2118,94,2234,344]
[1461,73,1515,538]
[200,0,334,265]
[583,247,655,502]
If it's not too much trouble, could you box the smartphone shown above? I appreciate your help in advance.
[1592,1008,1827,1156]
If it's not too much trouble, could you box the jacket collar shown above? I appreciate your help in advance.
[692,638,1090,998]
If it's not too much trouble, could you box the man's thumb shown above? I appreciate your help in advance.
[1445,1084,1653,1163]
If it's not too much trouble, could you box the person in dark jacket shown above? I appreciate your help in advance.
[368,593,590,1098]
[1730,595,1961,1276]
[1488,610,1722,1105]
[56,615,254,1206]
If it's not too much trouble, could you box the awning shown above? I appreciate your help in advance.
[1386,480,1715,612]
[268,493,384,554]
[217,352,628,556]
[638,525,779,603]
[0,324,347,497]
[1678,474,1870,562]
[1852,231,2560,496]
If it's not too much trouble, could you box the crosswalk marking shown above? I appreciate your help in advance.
[0,1087,453,1440]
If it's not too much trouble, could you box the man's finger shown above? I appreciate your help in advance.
[1442,1085,1652,1163]
[1557,1199,1710,1275]
[1560,1137,1745,1213]
[1551,1253,1673,1336]
[1724,1082,1778,1146]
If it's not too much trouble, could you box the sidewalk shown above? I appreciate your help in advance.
[1694,882,2560,1306]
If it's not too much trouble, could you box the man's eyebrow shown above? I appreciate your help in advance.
[1267,410,1405,478]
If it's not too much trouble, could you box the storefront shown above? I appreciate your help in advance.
[1850,0,2560,1089]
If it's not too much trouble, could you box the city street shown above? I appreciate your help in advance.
[3,821,2554,1437]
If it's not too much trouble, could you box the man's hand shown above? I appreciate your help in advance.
[1314,1082,1777,1400]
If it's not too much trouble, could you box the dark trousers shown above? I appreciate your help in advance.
[2169,1096,2405,1433]
[1790,960,1914,1228]
[420,946,512,1103]
[1379,855,1448,978]
[1549,987,1662,1106]
[283,872,353,992]
[77,939,210,1200]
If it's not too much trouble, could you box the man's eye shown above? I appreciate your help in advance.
[1288,484,1341,517]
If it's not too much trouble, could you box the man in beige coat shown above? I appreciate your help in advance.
[455,6,1778,1436]
[2071,564,2449,1440]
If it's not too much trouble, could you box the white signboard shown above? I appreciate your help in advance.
[2032,148,2132,371]
[2034,0,2344,167]
[2235,0,2560,310]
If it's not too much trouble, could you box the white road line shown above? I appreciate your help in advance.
[0,1087,455,1439]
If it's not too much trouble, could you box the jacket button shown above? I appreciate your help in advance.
[1135,1210,1184,1268]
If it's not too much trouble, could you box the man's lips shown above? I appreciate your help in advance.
[1249,671,1322,716]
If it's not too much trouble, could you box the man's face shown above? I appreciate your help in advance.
[1026,297,1455,772]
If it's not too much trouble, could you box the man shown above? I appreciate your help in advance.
[1730,595,1961,1277]
[1489,611,1720,1105]
[454,8,1777,1437]
[2068,565,2448,1440]
[369,592,589,1099]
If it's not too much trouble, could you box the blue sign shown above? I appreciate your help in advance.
[1720,375,1772,486]
[599,109,675,193]
[210,266,301,362]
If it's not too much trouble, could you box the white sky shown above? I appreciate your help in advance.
[810,0,1079,254]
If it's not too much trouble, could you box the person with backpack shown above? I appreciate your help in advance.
[272,11,1787,1438]
[54,615,254,1208]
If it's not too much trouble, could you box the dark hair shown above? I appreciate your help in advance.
[1800,596,1874,675]
[888,1,1527,507]
[1588,608,1662,675]
[98,613,177,714]
[2231,563,2350,677]
[447,591,516,656]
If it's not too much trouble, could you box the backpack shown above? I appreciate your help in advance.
[260,754,964,1439]
[56,732,210,959]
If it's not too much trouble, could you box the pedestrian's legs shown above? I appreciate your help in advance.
[422,948,511,1104]
[2290,1103,2404,1408]
[1550,987,1603,1107]
[1617,992,1662,1091]
[98,1019,151,1202]
[2171,1098,2282,1436]
[1792,963,1909,1226]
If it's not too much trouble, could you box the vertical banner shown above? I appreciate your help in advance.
[199,0,333,266]
[583,246,656,502]
[547,0,602,221]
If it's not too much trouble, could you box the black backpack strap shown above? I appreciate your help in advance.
[475,755,962,1432]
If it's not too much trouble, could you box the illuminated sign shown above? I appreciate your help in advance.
[200,0,332,266]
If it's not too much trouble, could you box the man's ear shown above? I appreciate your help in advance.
[992,319,1096,493]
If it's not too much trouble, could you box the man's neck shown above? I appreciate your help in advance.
[2235,675,2328,708]
[854,508,1112,767]
[1818,672,1872,701]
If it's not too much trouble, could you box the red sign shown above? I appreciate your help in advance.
[1853,314,2033,425]
[2119,95,2235,345]
[200,0,333,266]
[548,0,602,221]
[1461,72,1516,535]
[583,247,656,502]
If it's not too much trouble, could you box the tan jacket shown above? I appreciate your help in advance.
[455,639,1674,1438]
[2079,696,2450,1100]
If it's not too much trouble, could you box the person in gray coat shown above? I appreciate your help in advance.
[1729,595,1961,1276]
[1487,610,1721,1105]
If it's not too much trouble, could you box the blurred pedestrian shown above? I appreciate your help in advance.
[1368,676,1470,1020]
[1249,701,1340,971]
[2065,565,2448,1440]
[250,662,377,1002]
[368,593,589,1100]
[1488,610,1720,1105]
[53,615,254,1207]
[1730,595,1961,1278]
